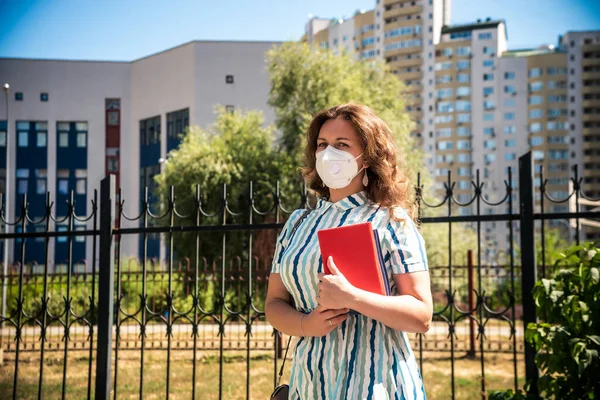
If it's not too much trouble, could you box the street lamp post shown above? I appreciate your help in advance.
[2,83,10,324]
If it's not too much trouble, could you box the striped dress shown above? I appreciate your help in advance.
[271,191,428,400]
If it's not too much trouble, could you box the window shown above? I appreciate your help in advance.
[529,109,543,119]
[528,81,543,91]
[17,169,29,194]
[483,60,494,68]
[529,68,542,78]
[225,75,234,84]
[456,100,471,111]
[456,46,471,56]
[37,132,47,147]
[437,88,453,98]
[15,92,23,101]
[77,132,87,147]
[457,180,471,189]
[457,154,471,163]
[437,101,454,113]
[456,87,470,97]
[485,154,496,164]
[18,131,28,147]
[436,74,452,84]
[548,150,568,160]
[483,73,494,81]
[457,140,471,150]
[225,105,235,113]
[457,126,471,136]
[528,95,543,105]
[529,122,542,132]
[505,153,516,161]
[0,131,5,147]
[436,128,452,137]
[140,116,161,146]
[435,61,453,71]
[59,132,69,147]
[456,60,470,70]
[505,139,516,147]
[482,46,494,55]
[484,127,494,136]
[483,87,494,96]
[504,85,516,94]
[504,125,516,134]
[167,108,190,139]
[504,72,515,80]
[384,39,422,51]
[548,108,567,118]
[435,115,453,123]
[385,25,421,38]
[75,169,87,194]
[484,113,494,121]
[484,140,496,149]
[504,112,515,120]
[57,169,69,195]
[362,37,375,46]
[478,32,492,40]
[548,135,568,144]
[547,121,567,131]
[40,93,48,102]
[533,150,544,161]
[36,169,47,194]
[529,136,543,146]
[457,113,471,123]
[547,95,567,103]
[450,31,472,40]
[437,141,453,150]
[547,67,567,75]
[483,100,495,110]
[457,167,471,176]
[504,99,515,107]
[457,73,470,83]
[107,158,119,173]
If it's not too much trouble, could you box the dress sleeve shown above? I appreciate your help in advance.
[270,209,305,274]
[382,208,428,274]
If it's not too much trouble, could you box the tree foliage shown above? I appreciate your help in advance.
[267,42,418,173]
[154,107,299,264]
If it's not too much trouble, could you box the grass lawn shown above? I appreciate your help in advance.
[0,348,524,399]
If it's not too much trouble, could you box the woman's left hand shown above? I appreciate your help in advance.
[317,256,357,310]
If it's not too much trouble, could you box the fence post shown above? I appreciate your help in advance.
[95,176,116,400]
[518,152,538,396]
[467,250,476,358]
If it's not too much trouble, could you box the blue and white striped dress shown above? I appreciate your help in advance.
[271,191,429,400]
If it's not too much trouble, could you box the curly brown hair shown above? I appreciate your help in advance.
[301,103,415,220]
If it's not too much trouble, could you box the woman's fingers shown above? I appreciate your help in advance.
[324,308,350,319]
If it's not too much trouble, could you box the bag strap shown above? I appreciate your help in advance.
[275,208,312,387]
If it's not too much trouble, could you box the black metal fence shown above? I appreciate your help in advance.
[0,152,598,399]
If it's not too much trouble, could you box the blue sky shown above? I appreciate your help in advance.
[0,0,598,61]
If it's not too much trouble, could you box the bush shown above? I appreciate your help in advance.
[489,242,600,399]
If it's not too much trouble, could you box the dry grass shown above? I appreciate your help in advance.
[0,349,524,399]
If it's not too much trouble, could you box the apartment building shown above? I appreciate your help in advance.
[304,2,599,251]
[0,41,279,266]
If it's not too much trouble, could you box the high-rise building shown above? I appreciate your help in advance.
[304,2,600,251]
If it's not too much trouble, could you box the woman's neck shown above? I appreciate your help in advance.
[328,180,365,203]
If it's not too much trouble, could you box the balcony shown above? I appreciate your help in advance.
[384,46,421,58]
[582,57,600,67]
[582,85,600,94]
[383,5,423,20]
[387,57,422,68]
[582,71,600,80]
[398,70,423,81]
[583,98,600,108]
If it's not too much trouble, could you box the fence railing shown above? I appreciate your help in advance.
[0,152,598,400]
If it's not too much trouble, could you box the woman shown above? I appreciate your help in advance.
[266,103,432,400]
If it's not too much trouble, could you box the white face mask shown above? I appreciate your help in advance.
[315,146,365,189]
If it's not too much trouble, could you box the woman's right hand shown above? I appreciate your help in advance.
[302,305,350,337]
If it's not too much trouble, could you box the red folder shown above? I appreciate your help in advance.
[317,222,390,296]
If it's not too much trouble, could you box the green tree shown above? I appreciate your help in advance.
[154,107,300,265]
[267,42,417,170]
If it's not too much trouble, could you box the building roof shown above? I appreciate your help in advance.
[502,46,565,58]
[441,19,506,35]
